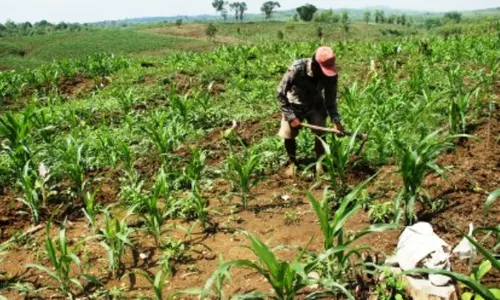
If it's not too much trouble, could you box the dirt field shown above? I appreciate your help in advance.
[1,103,498,298]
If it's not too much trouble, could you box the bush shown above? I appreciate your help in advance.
[176,19,183,26]
[314,9,340,23]
[206,23,217,40]
[277,30,284,40]
[316,26,323,38]
[444,12,462,23]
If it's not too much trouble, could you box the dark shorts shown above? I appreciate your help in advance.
[278,110,327,139]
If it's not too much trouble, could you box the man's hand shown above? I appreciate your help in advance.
[333,121,345,135]
[290,118,301,128]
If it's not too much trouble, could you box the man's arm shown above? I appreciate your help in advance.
[276,68,297,122]
[324,77,341,123]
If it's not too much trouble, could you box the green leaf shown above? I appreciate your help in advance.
[485,189,500,212]
[454,226,500,271]
[476,260,492,281]
[406,268,495,300]
[461,292,474,300]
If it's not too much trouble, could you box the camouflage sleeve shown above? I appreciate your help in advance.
[276,67,297,122]
[324,77,341,123]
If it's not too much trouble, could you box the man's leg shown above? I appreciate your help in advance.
[285,138,297,165]
[278,116,300,177]
[307,110,327,174]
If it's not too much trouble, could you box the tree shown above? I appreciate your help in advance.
[230,2,248,21]
[387,14,396,24]
[399,14,407,25]
[238,2,248,20]
[229,2,240,20]
[296,4,317,22]
[375,10,385,23]
[261,1,280,19]
[364,11,371,24]
[444,11,462,23]
[212,0,229,21]
[341,10,350,33]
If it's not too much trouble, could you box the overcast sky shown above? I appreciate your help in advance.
[1,0,499,23]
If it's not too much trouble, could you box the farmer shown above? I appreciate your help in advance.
[277,46,344,177]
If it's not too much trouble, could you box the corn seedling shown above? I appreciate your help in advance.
[188,190,210,229]
[0,106,35,173]
[169,89,195,122]
[181,148,207,191]
[308,176,395,285]
[82,189,99,233]
[36,162,55,207]
[394,130,454,225]
[26,221,88,298]
[449,93,472,135]
[16,163,41,225]
[98,207,135,278]
[115,88,140,113]
[118,141,135,174]
[134,269,167,300]
[142,113,184,159]
[225,149,262,209]
[178,254,231,299]
[57,137,88,201]
[201,232,317,300]
[137,185,169,247]
[318,130,361,195]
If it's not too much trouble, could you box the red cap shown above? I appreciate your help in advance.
[315,46,337,77]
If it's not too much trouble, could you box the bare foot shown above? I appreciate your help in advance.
[283,164,297,178]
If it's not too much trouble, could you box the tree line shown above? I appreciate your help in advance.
[210,1,464,27]
[0,20,94,37]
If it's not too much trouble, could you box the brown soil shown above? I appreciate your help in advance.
[0,110,499,298]
[58,76,109,98]
[145,25,240,44]
[164,73,225,96]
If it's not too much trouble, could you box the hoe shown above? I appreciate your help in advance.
[300,122,369,160]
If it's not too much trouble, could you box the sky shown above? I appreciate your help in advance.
[1,0,499,23]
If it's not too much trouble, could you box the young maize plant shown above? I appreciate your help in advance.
[16,163,41,225]
[181,148,207,191]
[142,113,184,160]
[26,221,93,298]
[449,93,472,135]
[134,269,167,300]
[118,141,135,174]
[394,130,455,225]
[56,137,88,201]
[115,88,140,113]
[199,232,317,300]
[225,149,263,209]
[98,207,135,278]
[136,183,169,247]
[188,190,210,229]
[82,189,99,233]
[168,88,195,122]
[307,176,395,292]
[0,106,36,173]
[317,129,361,196]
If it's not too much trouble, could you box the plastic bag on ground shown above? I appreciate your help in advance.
[395,222,452,286]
